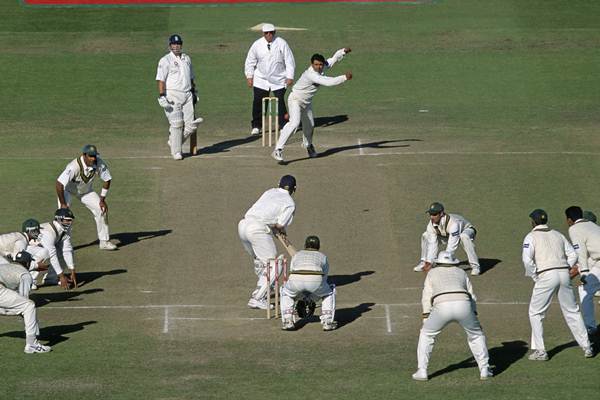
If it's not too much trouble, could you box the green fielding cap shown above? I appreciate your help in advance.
[426,202,444,215]
[82,144,98,157]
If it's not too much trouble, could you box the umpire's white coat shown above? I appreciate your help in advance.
[522,225,590,351]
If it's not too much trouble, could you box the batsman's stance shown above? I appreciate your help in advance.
[279,235,337,331]
[56,145,116,251]
[413,251,492,381]
[238,175,296,310]
[156,34,202,160]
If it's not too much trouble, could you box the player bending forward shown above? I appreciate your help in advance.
[0,251,51,353]
[413,251,492,381]
[271,48,352,163]
[280,235,337,331]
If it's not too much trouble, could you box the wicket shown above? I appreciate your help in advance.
[266,256,288,319]
[261,97,279,147]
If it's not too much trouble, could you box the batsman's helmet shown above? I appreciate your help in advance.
[22,218,41,239]
[279,175,296,193]
[14,251,33,267]
[55,208,75,227]
[584,210,598,223]
[295,297,316,319]
[529,209,548,225]
[169,34,183,45]
[304,235,320,250]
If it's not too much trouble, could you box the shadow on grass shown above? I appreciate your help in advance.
[328,271,375,287]
[429,340,528,379]
[76,269,127,287]
[548,340,579,359]
[457,258,502,275]
[74,229,172,251]
[32,288,104,307]
[336,302,376,329]
[0,321,97,347]
[280,139,421,165]
[195,135,261,156]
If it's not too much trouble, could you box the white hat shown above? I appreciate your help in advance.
[262,23,276,33]
[435,251,460,265]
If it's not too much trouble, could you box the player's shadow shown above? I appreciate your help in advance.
[547,340,579,359]
[281,139,421,165]
[314,115,349,128]
[458,258,502,275]
[328,271,375,287]
[429,340,528,379]
[0,321,97,347]
[73,229,172,250]
[32,288,104,307]
[196,135,261,156]
[76,269,127,287]
[336,302,376,329]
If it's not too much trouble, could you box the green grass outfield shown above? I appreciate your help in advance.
[1,0,600,399]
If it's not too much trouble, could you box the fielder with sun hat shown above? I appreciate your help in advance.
[413,251,492,381]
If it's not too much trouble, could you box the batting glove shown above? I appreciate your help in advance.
[157,95,172,109]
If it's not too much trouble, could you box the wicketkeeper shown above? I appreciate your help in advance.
[279,235,337,331]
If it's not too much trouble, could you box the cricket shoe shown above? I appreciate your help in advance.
[247,298,273,310]
[583,346,594,358]
[30,282,38,291]
[480,367,493,380]
[250,127,261,136]
[24,342,52,354]
[281,319,295,331]
[99,240,117,251]
[306,144,318,158]
[322,321,338,331]
[595,291,600,297]
[173,153,183,161]
[413,262,425,272]
[528,350,548,361]
[271,149,284,162]
[412,369,428,381]
[471,266,481,276]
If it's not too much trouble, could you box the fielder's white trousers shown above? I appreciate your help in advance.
[417,300,489,372]
[238,218,277,301]
[578,263,600,332]
[275,93,314,151]
[280,274,335,323]
[164,90,195,156]
[420,228,479,267]
[529,269,590,351]
[60,190,109,241]
[0,285,40,338]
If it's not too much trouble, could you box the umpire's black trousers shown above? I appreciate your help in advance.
[251,87,288,130]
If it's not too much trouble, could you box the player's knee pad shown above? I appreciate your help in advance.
[169,110,184,129]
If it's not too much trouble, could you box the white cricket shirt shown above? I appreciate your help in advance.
[57,156,111,196]
[244,188,295,227]
[156,51,195,93]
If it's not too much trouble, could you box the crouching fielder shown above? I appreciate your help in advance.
[0,251,51,353]
[280,235,337,331]
[413,251,492,381]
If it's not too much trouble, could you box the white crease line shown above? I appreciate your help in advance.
[41,301,532,310]
[385,304,392,334]
[2,151,600,161]
[358,139,364,156]
[163,307,169,333]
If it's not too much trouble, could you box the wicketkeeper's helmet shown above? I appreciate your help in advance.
[169,34,183,45]
[54,208,75,227]
[304,235,320,250]
[22,218,41,239]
